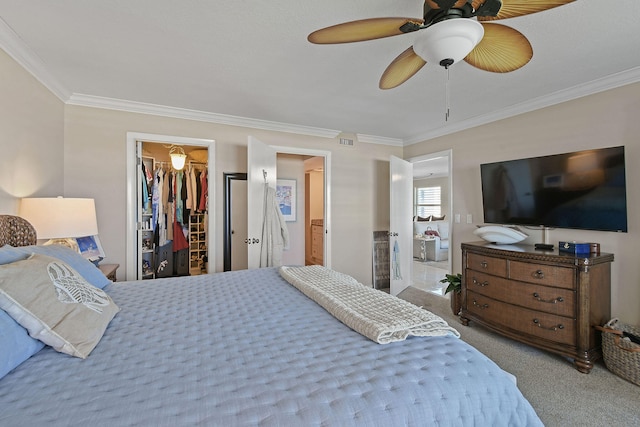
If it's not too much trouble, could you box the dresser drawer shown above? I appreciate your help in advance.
[466,291,576,346]
[466,253,507,277]
[509,260,575,289]
[465,270,576,317]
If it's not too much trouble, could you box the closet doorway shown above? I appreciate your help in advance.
[125,132,215,281]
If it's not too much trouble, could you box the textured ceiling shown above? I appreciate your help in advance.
[1,0,639,144]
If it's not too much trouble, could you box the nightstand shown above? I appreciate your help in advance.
[99,263,120,282]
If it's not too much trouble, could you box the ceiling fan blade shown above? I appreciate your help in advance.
[379,47,427,90]
[477,0,575,21]
[464,23,533,73]
[308,17,423,44]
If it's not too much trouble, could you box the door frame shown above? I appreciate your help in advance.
[125,132,215,281]
[407,149,453,275]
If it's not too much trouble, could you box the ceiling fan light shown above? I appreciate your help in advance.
[413,19,484,66]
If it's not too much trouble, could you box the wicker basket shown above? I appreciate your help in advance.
[598,319,640,386]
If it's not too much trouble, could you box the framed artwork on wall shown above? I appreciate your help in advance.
[276,179,296,222]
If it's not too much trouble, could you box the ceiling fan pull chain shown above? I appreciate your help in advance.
[445,65,450,122]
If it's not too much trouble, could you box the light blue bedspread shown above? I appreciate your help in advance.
[0,267,542,426]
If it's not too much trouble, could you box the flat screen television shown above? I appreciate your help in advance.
[480,146,627,232]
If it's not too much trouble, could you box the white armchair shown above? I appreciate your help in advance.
[413,220,449,261]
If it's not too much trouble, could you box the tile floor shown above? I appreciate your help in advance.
[412,259,450,296]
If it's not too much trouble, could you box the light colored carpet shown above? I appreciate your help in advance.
[398,286,640,427]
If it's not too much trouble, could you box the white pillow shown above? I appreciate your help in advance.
[0,254,119,358]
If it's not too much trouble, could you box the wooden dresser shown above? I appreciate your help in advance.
[460,241,613,373]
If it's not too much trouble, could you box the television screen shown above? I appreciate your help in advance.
[480,146,627,232]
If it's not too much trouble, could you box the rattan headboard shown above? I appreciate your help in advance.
[0,215,37,247]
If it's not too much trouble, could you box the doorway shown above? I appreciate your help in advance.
[223,173,248,271]
[244,137,331,270]
[223,151,328,271]
[409,150,452,295]
[125,132,215,281]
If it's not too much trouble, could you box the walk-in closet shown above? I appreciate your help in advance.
[138,141,209,279]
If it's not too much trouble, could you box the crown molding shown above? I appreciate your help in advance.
[356,134,403,146]
[67,93,342,139]
[404,66,640,146]
[0,17,70,101]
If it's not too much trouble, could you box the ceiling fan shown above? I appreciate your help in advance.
[308,0,575,89]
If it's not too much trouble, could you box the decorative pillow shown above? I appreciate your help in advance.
[0,244,110,289]
[0,254,120,359]
[414,215,431,221]
[430,214,446,221]
[0,245,29,265]
[0,309,45,379]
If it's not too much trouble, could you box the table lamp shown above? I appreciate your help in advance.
[19,197,98,252]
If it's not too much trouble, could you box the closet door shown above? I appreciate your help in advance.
[247,136,276,269]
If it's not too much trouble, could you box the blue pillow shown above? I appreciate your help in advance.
[0,245,29,265]
[0,244,110,289]
[0,245,111,380]
[0,309,45,379]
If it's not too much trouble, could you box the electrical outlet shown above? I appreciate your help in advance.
[455,214,461,223]
[467,214,473,224]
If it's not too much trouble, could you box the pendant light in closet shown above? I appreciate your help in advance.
[169,145,187,170]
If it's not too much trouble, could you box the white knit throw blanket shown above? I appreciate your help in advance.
[279,265,460,344]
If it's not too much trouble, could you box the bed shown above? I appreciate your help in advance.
[0,215,542,426]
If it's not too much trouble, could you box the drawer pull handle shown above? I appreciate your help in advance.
[472,277,489,287]
[480,261,488,269]
[532,270,545,279]
[532,293,564,304]
[472,300,489,310]
[533,318,564,331]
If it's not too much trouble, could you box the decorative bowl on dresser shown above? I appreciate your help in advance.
[460,241,613,373]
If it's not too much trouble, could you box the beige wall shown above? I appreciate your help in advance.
[0,50,64,213]
[405,82,640,325]
[62,105,400,285]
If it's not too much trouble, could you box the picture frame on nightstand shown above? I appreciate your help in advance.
[76,235,106,263]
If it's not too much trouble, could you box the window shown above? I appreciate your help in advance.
[415,186,441,218]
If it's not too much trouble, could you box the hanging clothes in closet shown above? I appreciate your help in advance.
[143,153,209,278]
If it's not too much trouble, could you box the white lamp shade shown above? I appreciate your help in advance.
[413,19,484,65]
[19,197,99,239]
